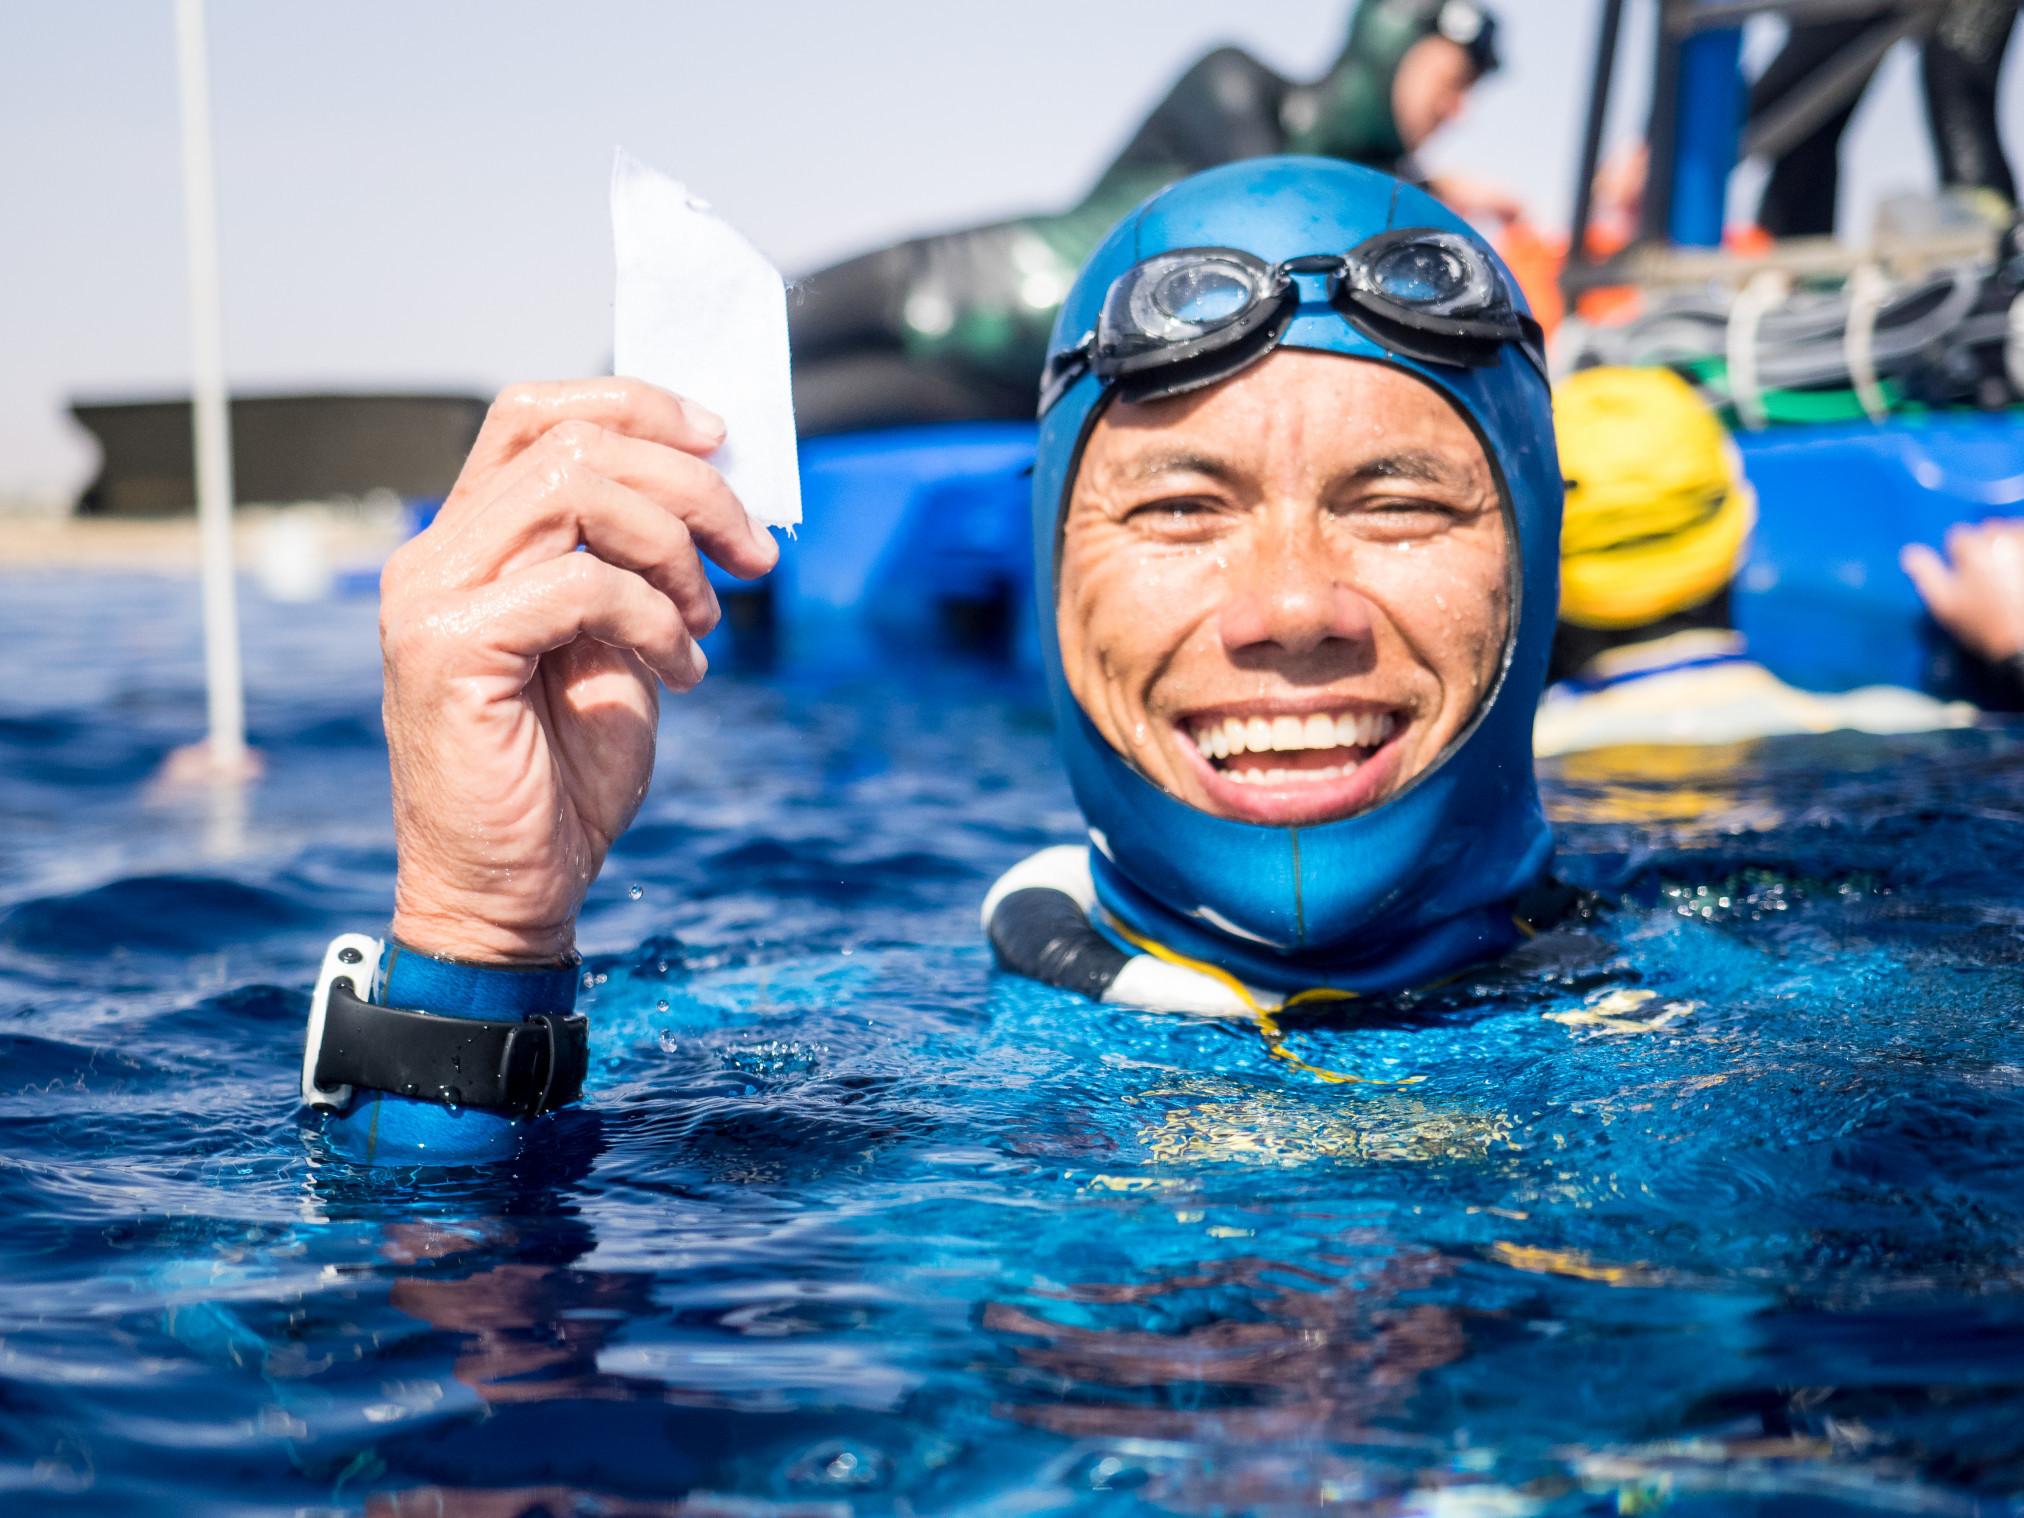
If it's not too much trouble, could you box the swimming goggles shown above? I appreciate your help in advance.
[1039,228,1548,415]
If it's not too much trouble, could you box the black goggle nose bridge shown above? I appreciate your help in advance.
[1041,229,1546,416]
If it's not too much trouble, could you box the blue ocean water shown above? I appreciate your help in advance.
[3,571,2024,1517]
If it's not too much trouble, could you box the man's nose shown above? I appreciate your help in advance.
[1217,535,1376,658]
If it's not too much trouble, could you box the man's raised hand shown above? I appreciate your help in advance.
[378,378,778,965]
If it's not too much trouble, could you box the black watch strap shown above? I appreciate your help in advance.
[313,981,588,1117]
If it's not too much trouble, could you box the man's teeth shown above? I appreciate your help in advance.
[1187,710,1397,763]
[1224,763,1359,786]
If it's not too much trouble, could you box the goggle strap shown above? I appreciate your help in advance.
[1038,334,1095,417]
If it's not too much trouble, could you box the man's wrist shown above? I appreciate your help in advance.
[390,899,577,967]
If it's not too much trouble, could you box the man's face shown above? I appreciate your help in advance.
[1391,35,1477,150]
[1056,349,1511,828]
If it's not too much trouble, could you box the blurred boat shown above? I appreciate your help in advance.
[70,391,486,516]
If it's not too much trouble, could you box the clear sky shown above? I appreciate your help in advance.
[3,0,2016,502]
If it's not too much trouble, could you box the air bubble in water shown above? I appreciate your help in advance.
[784,1440,888,1490]
[628,884,644,900]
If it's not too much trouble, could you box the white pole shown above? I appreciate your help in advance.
[173,0,248,774]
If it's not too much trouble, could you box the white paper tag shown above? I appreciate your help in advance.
[611,148,801,529]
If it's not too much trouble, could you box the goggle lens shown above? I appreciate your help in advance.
[1370,241,1469,306]
[1109,252,1276,353]
[1354,231,1502,319]
[1152,262,1256,327]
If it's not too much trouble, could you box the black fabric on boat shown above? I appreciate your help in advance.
[314,982,587,1117]
[988,887,1131,1000]
[1998,650,2024,711]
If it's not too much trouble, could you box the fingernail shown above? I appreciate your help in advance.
[684,400,726,442]
[688,641,710,682]
[746,513,776,558]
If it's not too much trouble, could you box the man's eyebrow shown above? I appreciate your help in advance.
[1127,450,1240,484]
[1347,449,1469,488]
[1121,446,1478,491]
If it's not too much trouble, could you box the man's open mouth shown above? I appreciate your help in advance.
[1174,704,1407,824]
[1183,707,1399,782]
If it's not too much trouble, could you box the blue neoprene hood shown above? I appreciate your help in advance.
[1033,156,1560,996]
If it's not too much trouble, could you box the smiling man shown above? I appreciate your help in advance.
[982,155,1563,1016]
[1055,353,1510,829]
[304,155,1563,1160]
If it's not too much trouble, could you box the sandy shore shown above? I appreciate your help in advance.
[0,504,406,576]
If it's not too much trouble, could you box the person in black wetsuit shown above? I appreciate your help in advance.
[1754,0,2020,239]
[789,0,1507,435]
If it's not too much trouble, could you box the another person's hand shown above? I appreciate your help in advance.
[378,379,778,964]
[1591,142,1648,233]
[1901,518,2024,663]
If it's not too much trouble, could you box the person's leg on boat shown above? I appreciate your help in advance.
[1751,17,1883,238]
[1921,0,2022,209]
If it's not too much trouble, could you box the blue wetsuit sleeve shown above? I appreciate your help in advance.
[320,941,581,1165]
[377,938,579,1020]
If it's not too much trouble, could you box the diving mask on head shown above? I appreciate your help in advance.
[1030,156,1561,997]
[1040,227,1546,413]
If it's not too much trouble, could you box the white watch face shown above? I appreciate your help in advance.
[302,932,381,1110]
